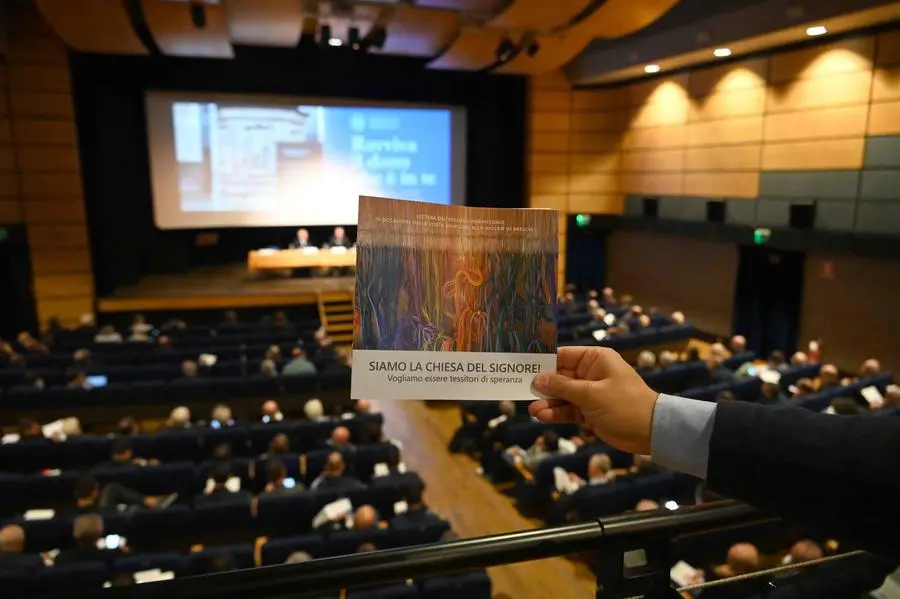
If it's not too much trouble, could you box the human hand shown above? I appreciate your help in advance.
[529,347,659,455]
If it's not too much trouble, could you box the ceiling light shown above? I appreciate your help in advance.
[806,25,827,36]
[328,38,343,47]
[713,48,732,58]
[644,64,660,74]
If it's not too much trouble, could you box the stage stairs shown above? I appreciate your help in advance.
[317,290,354,346]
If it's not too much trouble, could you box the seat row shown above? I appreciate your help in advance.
[0,371,349,412]
[4,472,425,552]
[0,416,384,474]
[559,323,695,351]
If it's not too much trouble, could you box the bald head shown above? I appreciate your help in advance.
[587,453,612,478]
[790,351,808,366]
[635,499,659,512]
[353,505,377,530]
[861,359,881,376]
[789,539,822,564]
[262,400,280,418]
[820,364,839,386]
[0,524,25,553]
[710,343,727,358]
[730,335,746,353]
[355,399,372,414]
[727,543,760,575]
[324,452,345,477]
[331,426,350,446]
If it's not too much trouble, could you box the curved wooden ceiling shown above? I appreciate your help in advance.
[33,0,680,75]
[492,0,681,74]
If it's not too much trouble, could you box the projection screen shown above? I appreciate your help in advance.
[145,91,468,229]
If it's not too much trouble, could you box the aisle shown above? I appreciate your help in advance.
[373,399,596,599]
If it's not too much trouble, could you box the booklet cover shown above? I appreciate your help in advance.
[351,196,558,400]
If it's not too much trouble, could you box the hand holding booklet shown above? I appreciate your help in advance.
[351,196,559,401]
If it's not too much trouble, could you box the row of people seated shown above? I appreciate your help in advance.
[560,322,696,352]
[1,400,382,473]
[5,453,426,550]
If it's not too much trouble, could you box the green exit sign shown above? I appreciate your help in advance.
[753,228,771,245]
[0,228,8,242]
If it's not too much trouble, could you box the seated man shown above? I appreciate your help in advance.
[0,524,44,572]
[163,406,192,430]
[390,484,441,529]
[635,499,660,512]
[713,543,760,579]
[816,364,841,390]
[62,474,175,517]
[282,347,317,377]
[100,437,146,469]
[758,370,788,406]
[635,351,657,374]
[266,433,291,456]
[260,400,283,423]
[568,453,616,489]
[506,430,561,471]
[310,452,364,492]
[55,514,127,565]
[196,462,251,505]
[701,355,735,386]
[351,505,378,531]
[783,539,823,565]
[729,335,747,354]
[768,350,790,373]
[327,426,355,451]
[263,459,305,494]
[210,404,235,428]
[790,351,809,366]
[304,398,331,422]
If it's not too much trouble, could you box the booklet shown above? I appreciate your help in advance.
[351,196,558,400]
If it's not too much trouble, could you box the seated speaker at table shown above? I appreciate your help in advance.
[289,228,313,249]
[327,226,353,249]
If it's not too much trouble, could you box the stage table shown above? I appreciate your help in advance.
[247,248,356,274]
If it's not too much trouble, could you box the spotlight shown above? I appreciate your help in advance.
[188,1,207,29]
[348,26,361,50]
[367,26,387,50]
[806,25,827,36]
[644,64,660,74]
[320,24,333,47]
[496,37,516,63]
[526,41,540,58]
[713,48,732,58]
[328,38,343,47]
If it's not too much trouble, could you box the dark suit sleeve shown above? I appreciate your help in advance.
[707,401,900,556]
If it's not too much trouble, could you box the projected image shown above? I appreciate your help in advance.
[171,101,452,216]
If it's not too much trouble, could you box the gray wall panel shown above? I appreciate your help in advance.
[755,198,791,228]
[863,136,900,168]
[759,171,859,200]
[855,201,900,234]
[815,200,856,232]
[658,196,683,220]
[726,199,756,226]
[859,170,900,200]
[624,195,643,216]
[680,197,709,222]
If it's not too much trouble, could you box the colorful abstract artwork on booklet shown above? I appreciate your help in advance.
[351,196,558,400]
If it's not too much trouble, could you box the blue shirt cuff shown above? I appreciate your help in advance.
[651,394,717,479]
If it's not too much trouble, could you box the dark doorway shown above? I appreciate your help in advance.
[0,225,38,337]
[732,245,805,357]
[565,216,608,294]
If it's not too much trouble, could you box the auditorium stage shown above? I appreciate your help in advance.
[96,264,355,313]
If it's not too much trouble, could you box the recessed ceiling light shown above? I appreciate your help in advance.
[644,64,660,74]
[713,48,732,58]
[806,25,827,36]
[328,37,343,47]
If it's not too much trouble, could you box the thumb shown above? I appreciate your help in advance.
[532,373,594,407]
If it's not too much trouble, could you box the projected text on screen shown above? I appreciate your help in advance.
[146,93,466,229]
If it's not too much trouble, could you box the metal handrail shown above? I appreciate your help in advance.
[67,501,760,599]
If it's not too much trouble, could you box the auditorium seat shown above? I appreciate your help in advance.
[255,492,317,537]
[723,350,756,370]
[36,562,108,594]
[322,528,391,557]
[112,552,186,576]
[260,533,325,565]
[187,542,255,574]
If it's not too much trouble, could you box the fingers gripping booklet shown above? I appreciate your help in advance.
[351,196,558,401]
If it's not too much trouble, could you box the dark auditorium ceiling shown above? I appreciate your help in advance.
[28,0,900,83]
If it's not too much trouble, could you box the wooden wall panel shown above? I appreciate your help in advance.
[6,0,94,327]
[683,172,758,198]
[607,231,738,335]
[761,139,865,170]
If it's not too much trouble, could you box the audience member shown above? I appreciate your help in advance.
[102,437,141,468]
[684,347,701,362]
[826,397,864,416]
[310,452,363,492]
[635,351,656,373]
[789,378,816,398]
[790,351,809,366]
[267,434,291,455]
[181,360,199,379]
[356,542,377,553]
[68,371,92,390]
[285,551,313,564]
[391,484,440,529]
[729,335,747,354]
[714,543,760,579]
[634,499,660,512]
[17,331,48,354]
[758,370,788,406]
[261,400,283,423]
[703,355,734,385]
[817,364,840,390]
[263,459,304,494]
[259,359,278,377]
[94,325,123,344]
[117,416,141,436]
[716,390,736,403]
[628,453,660,477]
[210,404,234,428]
[658,351,677,369]
[0,524,43,572]
[352,505,378,531]
[860,358,881,377]
[670,311,685,325]
[264,345,282,362]
[128,314,153,341]
[156,334,172,351]
[17,417,48,442]
[72,348,91,367]
[64,474,172,516]
[507,430,560,470]
[282,347,317,376]
[164,406,191,429]
[355,399,373,415]
[785,539,823,564]
[570,453,615,488]
[61,417,82,439]
[768,350,789,373]
[304,398,329,422]
[327,426,354,450]
[55,514,126,565]
[222,310,239,326]
[209,553,237,573]
[198,462,248,504]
